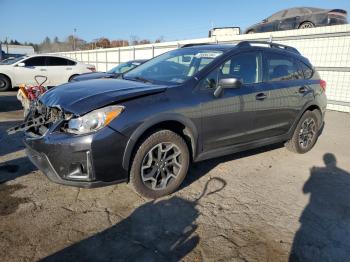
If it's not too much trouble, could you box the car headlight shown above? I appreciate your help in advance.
[67,105,124,134]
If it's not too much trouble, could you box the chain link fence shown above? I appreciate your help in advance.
[56,24,350,112]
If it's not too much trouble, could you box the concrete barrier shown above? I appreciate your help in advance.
[56,24,350,112]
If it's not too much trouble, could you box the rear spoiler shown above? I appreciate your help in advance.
[328,9,347,16]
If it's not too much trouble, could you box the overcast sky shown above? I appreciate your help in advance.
[1,0,349,43]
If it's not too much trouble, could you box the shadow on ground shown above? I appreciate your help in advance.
[182,143,283,190]
[41,178,226,261]
[0,183,31,216]
[0,121,25,157]
[42,198,199,261]
[0,90,22,113]
[0,157,36,183]
[290,153,350,262]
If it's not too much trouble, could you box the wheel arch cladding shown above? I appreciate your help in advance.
[122,117,198,171]
[291,104,322,135]
[304,104,322,126]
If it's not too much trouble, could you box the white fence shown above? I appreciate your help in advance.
[58,24,350,112]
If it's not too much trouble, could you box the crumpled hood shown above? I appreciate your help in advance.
[40,79,167,115]
[72,72,115,82]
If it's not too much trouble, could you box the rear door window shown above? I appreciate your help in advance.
[265,52,302,81]
[47,57,74,66]
[285,8,307,18]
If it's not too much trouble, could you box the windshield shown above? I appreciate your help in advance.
[123,48,223,84]
[108,62,140,74]
[0,56,25,65]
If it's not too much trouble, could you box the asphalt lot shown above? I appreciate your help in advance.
[1,91,350,262]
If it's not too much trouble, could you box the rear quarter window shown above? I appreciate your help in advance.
[298,61,314,79]
[67,59,76,65]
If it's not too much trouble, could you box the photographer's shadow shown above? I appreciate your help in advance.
[42,196,200,262]
[290,153,350,262]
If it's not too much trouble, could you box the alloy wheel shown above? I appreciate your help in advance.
[299,22,314,29]
[298,118,317,149]
[141,142,182,190]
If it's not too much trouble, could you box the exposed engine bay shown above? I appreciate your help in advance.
[7,102,73,136]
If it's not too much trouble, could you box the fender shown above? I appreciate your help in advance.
[121,113,199,171]
[287,100,323,138]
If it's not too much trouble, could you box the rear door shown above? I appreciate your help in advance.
[278,8,306,30]
[249,51,307,140]
[199,51,263,151]
[46,56,76,86]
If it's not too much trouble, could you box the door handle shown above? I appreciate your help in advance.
[256,93,267,100]
[66,68,72,70]
[298,86,307,93]
[40,69,47,71]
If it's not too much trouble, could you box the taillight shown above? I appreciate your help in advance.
[320,80,326,91]
[87,67,96,72]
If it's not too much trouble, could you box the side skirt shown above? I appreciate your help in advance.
[194,134,290,162]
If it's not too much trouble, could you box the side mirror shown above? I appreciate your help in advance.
[112,73,121,78]
[17,62,25,67]
[182,56,192,63]
[214,78,241,98]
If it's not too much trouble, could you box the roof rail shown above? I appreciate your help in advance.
[181,43,214,48]
[237,41,300,55]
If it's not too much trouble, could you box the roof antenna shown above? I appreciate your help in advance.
[268,35,273,43]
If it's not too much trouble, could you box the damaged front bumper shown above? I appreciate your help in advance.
[24,126,129,188]
[13,103,130,188]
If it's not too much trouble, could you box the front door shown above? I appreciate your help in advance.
[14,56,48,86]
[199,51,263,151]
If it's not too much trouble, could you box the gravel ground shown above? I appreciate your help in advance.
[1,91,350,262]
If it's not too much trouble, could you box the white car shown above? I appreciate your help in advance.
[0,55,96,91]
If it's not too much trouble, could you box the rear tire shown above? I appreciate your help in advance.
[299,22,315,29]
[247,30,255,34]
[0,75,11,92]
[129,130,190,199]
[69,74,79,82]
[285,110,321,154]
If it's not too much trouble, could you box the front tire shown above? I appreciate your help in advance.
[0,75,11,92]
[130,130,190,199]
[285,110,321,154]
[299,22,315,29]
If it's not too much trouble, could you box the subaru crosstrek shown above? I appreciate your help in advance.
[19,41,327,198]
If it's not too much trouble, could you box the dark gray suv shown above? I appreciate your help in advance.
[18,41,327,198]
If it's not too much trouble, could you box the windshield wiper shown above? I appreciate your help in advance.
[126,76,152,83]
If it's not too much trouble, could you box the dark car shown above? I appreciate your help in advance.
[71,59,147,82]
[19,41,327,198]
[245,7,348,34]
